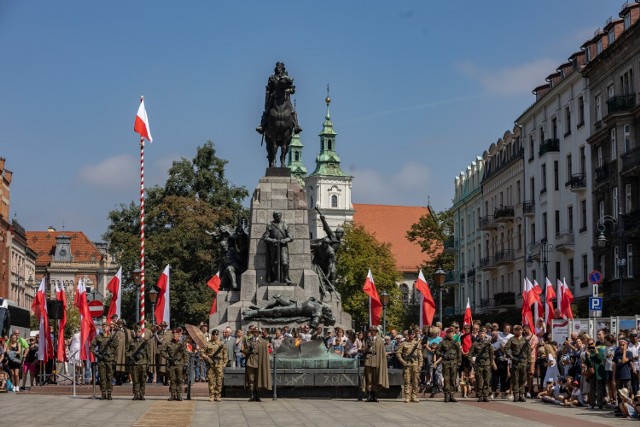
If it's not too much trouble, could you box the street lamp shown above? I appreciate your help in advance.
[597,213,628,299]
[379,291,390,335]
[433,267,446,323]
[133,268,142,325]
[527,239,554,283]
[148,286,158,326]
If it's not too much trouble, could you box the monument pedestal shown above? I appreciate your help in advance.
[211,169,351,332]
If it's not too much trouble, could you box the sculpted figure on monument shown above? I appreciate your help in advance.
[242,296,336,329]
[262,211,293,284]
[206,221,249,291]
[256,62,303,167]
[310,208,343,301]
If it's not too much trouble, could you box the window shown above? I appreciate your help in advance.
[614,247,620,279]
[621,69,634,95]
[597,146,603,168]
[541,164,547,193]
[596,39,603,54]
[608,29,615,45]
[555,210,560,235]
[552,117,557,139]
[529,135,534,161]
[542,213,548,240]
[568,259,574,287]
[582,255,588,287]
[600,255,606,279]
[595,93,602,122]
[294,151,299,161]
[626,184,632,214]
[539,127,545,145]
[531,223,536,243]
[580,199,587,232]
[624,124,631,153]
[627,244,633,278]
[599,200,605,222]
[611,128,617,160]
[567,205,573,232]
[554,161,559,190]
[625,13,631,29]
[518,224,522,250]
[516,180,521,204]
[578,96,585,127]
[564,106,571,136]
[328,139,332,150]
[607,84,614,100]
[331,194,338,208]
[613,187,619,218]
[566,155,572,182]
[401,284,409,306]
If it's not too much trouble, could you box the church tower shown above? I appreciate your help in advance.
[305,94,354,239]
[287,132,307,185]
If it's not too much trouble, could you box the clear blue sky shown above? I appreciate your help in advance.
[0,1,619,241]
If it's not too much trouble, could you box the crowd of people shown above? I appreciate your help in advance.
[2,315,639,418]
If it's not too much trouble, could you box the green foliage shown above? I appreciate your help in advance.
[103,141,248,327]
[406,208,454,275]
[335,224,404,331]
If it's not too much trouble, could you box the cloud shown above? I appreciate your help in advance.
[76,154,138,191]
[352,161,431,205]
[457,58,560,96]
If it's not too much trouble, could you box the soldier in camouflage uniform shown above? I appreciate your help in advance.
[127,325,151,400]
[201,329,229,402]
[396,329,423,403]
[162,327,187,401]
[468,327,496,402]
[90,323,119,400]
[436,327,461,402]
[505,325,530,402]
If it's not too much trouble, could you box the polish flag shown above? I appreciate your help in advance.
[531,279,544,320]
[134,96,153,142]
[545,278,556,324]
[31,278,54,361]
[74,278,96,362]
[154,265,171,326]
[106,267,122,324]
[557,279,565,317]
[55,281,67,362]
[362,269,381,327]
[561,278,574,319]
[415,270,436,328]
[207,271,221,315]
[521,279,534,328]
[462,299,473,353]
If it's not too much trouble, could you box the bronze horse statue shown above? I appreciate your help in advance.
[263,75,295,167]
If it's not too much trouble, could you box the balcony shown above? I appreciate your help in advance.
[479,256,497,270]
[528,244,541,261]
[555,231,575,253]
[523,200,535,216]
[443,270,458,286]
[494,292,516,308]
[622,146,640,177]
[467,268,476,278]
[477,298,496,312]
[495,249,515,265]
[443,236,457,253]
[594,164,609,186]
[566,173,586,192]
[479,215,497,230]
[494,206,515,222]
[606,94,636,115]
[539,138,560,156]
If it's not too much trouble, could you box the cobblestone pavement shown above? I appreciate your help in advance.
[0,387,631,427]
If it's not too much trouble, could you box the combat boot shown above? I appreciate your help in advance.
[100,391,107,400]
[449,394,458,403]
[107,391,112,400]
[371,392,379,402]
[444,393,450,402]
[519,395,527,402]
[139,394,145,401]
[168,392,176,401]
[249,390,256,402]
[177,391,183,401]
[255,391,262,402]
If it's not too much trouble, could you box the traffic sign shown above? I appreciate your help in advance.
[588,270,602,284]
[88,300,104,318]
[589,297,603,311]
[592,284,599,297]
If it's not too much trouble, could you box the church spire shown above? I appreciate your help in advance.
[309,88,346,177]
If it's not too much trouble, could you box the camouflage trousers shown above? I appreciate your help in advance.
[207,363,224,400]
[442,362,457,394]
[98,361,114,393]
[131,365,146,397]
[402,364,420,401]
[511,363,527,396]
[167,364,184,395]
[475,365,491,398]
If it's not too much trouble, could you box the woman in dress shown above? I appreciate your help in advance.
[544,341,561,383]
[6,334,24,392]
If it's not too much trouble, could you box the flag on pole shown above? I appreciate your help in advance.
[521,279,534,328]
[561,278,574,319]
[31,278,53,361]
[55,281,67,362]
[557,279,564,313]
[531,279,544,321]
[462,298,473,353]
[106,267,122,324]
[74,278,96,362]
[207,271,221,315]
[545,278,556,323]
[154,265,171,326]
[415,270,436,327]
[134,96,153,142]
[362,269,381,327]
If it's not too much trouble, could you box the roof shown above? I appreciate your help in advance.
[352,204,432,272]
[26,231,103,266]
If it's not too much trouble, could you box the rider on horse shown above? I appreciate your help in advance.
[256,62,303,136]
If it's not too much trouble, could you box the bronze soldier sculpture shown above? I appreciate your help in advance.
[362,325,389,402]
[262,211,293,284]
[201,329,228,402]
[90,323,119,400]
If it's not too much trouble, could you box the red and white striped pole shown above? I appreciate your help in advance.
[139,135,146,333]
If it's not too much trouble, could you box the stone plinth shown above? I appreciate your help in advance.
[211,169,352,332]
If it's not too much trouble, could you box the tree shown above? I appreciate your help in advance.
[335,224,404,331]
[103,141,248,327]
[406,208,454,277]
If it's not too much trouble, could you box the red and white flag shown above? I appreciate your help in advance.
[106,267,122,324]
[134,96,153,142]
[415,270,436,328]
[521,279,534,328]
[362,269,381,327]
[55,281,67,362]
[561,278,574,319]
[530,279,544,321]
[207,271,221,315]
[154,265,171,326]
[545,278,556,324]
[462,299,473,353]
[31,278,53,362]
[74,278,96,362]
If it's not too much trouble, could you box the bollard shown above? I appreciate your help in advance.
[356,354,362,401]
[272,352,277,400]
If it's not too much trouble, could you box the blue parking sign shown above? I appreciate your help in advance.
[589,297,603,310]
